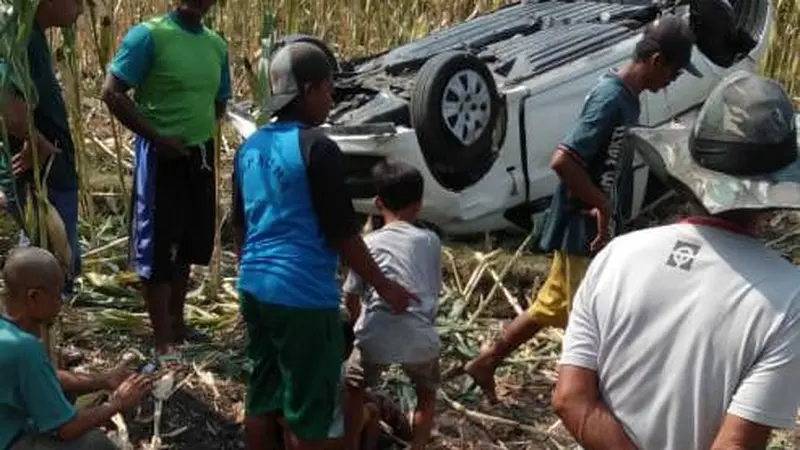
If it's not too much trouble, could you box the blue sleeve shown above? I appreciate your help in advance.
[18,341,76,433]
[108,23,154,87]
[216,50,232,102]
[560,85,622,166]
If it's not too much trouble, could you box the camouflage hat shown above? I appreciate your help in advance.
[628,71,800,214]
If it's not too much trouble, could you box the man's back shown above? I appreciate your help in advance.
[562,219,800,449]
[235,123,342,309]
[345,221,441,365]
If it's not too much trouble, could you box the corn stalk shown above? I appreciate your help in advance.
[59,25,96,224]
[87,0,129,220]
[760,0,800,103]
[206,116,223,301]
[0,0,63,364]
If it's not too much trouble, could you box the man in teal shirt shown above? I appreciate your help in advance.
[1,247,152,450]
[0,0,85,296]
[102,0,231,356]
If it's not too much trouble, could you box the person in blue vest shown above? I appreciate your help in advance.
[231,41,418,449]
[102,0,231,356]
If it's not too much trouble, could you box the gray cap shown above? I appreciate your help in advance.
[640,14,702,78]
[267,41,333,116]
[629,71,800,214]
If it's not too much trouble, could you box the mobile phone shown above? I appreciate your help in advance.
[137,359,159,374]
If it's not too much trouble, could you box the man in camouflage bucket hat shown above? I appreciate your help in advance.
[629,70,800,213]
[551,71,800,450]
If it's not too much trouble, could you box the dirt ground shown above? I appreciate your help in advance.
[4,187,800,450]
[52,251,576,450]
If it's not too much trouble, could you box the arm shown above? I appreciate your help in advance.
[302,134,393,292]
[20,345,144,442]
[58,373,151,441]
[710,415,772,450]
[345,293,361,327]
[342,266,366,326]
[551,86,622,212]
[100,23,160,143]
[57,402,120,441]
[101,74,161,144]
[215,50,232,121]
[336,235,393,294]
[552,366,637,450]
[552,248,635,449]
[550,147,608,213]
[2,92,61,173]
[710,305,800,450]
[57,370,113,397]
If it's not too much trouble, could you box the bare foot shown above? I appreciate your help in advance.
[464,350,499,404]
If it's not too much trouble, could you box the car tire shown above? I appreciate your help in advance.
[270,34,340,73]
[411,51,500,191]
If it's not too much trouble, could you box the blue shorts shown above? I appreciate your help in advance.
[129,136,216,283]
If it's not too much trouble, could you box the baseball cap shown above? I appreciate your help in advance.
[640,14,703,78]
[628,71,800,214]
[266,41,333,116]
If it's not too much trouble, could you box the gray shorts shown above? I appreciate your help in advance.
[345,346,440,392]
[10,429,117,450]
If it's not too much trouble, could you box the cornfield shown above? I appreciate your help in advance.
[49,0,800,224]
[761,0,800,105]
[2,0,800,448]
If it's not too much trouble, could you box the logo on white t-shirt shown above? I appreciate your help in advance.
[666,240,702,271]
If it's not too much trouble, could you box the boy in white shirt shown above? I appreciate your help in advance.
[342,161,441,450]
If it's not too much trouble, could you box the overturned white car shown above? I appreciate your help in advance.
[228,0,772,235]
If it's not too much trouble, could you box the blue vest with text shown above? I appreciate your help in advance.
[234,122,339,309]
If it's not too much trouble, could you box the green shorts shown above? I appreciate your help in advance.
[240,293,344,441]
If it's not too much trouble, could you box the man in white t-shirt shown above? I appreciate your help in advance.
[552,70,800,450]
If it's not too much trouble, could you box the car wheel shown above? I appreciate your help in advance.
[411,51,500,191]
[270,34,340,73]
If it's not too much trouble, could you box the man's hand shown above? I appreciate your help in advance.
[104,364,135,391]
[153,135,189,159]
[375,279,419,314]
[585,205,610,254]
[109,374,153,412]
[11,140,55,175]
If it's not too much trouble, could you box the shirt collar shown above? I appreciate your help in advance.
[678,216,756,238]
[168,11,204,34]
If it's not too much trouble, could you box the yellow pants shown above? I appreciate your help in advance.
[526,250,590,328]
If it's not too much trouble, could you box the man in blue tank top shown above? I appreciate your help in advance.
[232,42,417,449]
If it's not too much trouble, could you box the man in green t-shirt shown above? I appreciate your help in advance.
[102,0,231,356]
[0,0,85,296]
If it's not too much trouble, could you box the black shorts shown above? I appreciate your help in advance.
[129,136,216,283]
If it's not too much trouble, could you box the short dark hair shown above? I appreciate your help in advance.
[632,15,695,68]
[371,161,424,211]
[633,37,660,62]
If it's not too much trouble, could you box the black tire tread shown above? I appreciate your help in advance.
[410,51,499,190]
